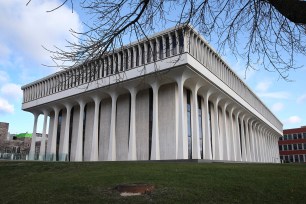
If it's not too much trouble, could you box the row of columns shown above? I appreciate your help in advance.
[28,74,280,163]
[186,29,281,131]
[23,29,184,103]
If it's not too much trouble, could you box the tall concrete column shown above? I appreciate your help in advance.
[39,110,49,161]
[245,118,252,162]
[212,97,221,160]
[202,90,212,160]
[268,133,272,162]
[260,129,265,163]
[240,115,247,162]
[221,102,229,160]
[263,129,268,162]
[257,126,262,162]
[75,100,85,161]
[91,96,101,161]
[29,112,39,160]
[48,106,60,161]
[265,130,269,163]
[258,125,263,162]
[270,134,274,162]
[249,120,255,162]
[228,106,235,161]
[128,88,137,160]
[234,111,242,161]
[266,133,270,162]
[254,123,260,162]
[191,84,200,159]
[151,82,160,160]
[108,93,118,161]
[60,103,72,161]
[176,76,187,159]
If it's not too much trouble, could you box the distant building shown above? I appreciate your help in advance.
[0,122,9,143]
[279,126,306,163]
[0,122,48,160]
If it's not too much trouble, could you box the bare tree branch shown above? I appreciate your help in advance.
[26,0,306,81]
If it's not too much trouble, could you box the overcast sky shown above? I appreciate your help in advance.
[0,0,305,134]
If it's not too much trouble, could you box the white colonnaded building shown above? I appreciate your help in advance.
[22,25,282,163]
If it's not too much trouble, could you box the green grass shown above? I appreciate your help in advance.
[0,161,305,203]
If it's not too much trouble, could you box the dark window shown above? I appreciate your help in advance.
[294,155,299,162]
[187,90,192,159]
[115,55,118,73]
[280,155,283,160]
[303,132,306,139]
[153,41,157,61]
[147,43,151,63]
[125,50,129,70]
[101,59,105,77]
[298,133,302,139]
[285,155,289,162]
[172,33,177,55]
[135,47,139,66]
[96,61,100,79]
[159,38,163,59]
[298,143,302,150]
[165,36,170,57]
[105,58,109,76]
[110,56,113,74]
[141,44,145,65]
[304,143,306,150]
[288,134,292,140]
[299,155,304,163]
[148,88,153,160]
[293,134,298,140]
[120,52,124,71]
[198,95,203,159]
[284,135,287,140]
[289,155,294,162]
[178,30,184,53]
[279,145,282,151]
[130,48,134,69]
[293,144,297,150]
[279,136,283,141]
[284,145,288,150]
[288,144,292,150]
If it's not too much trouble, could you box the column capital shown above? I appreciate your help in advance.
[150,81,160,92]
[109,92,118,100]
[63,102,73,110]
[128,86,138,97]
[31,111,40,118]
[42,109,50,115]
[53,106,60,113]
[91,95,102,104]
[78,99,86,108]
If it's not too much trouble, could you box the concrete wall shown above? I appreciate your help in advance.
[71,106,80,161]
[116,94,130,161]
[136,89,150,160]
[159,83,177,160]
[59,109,67,157]
[84,102,95,161]
[99,98,111,161]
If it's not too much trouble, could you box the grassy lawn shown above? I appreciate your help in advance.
[0,161,305,203]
